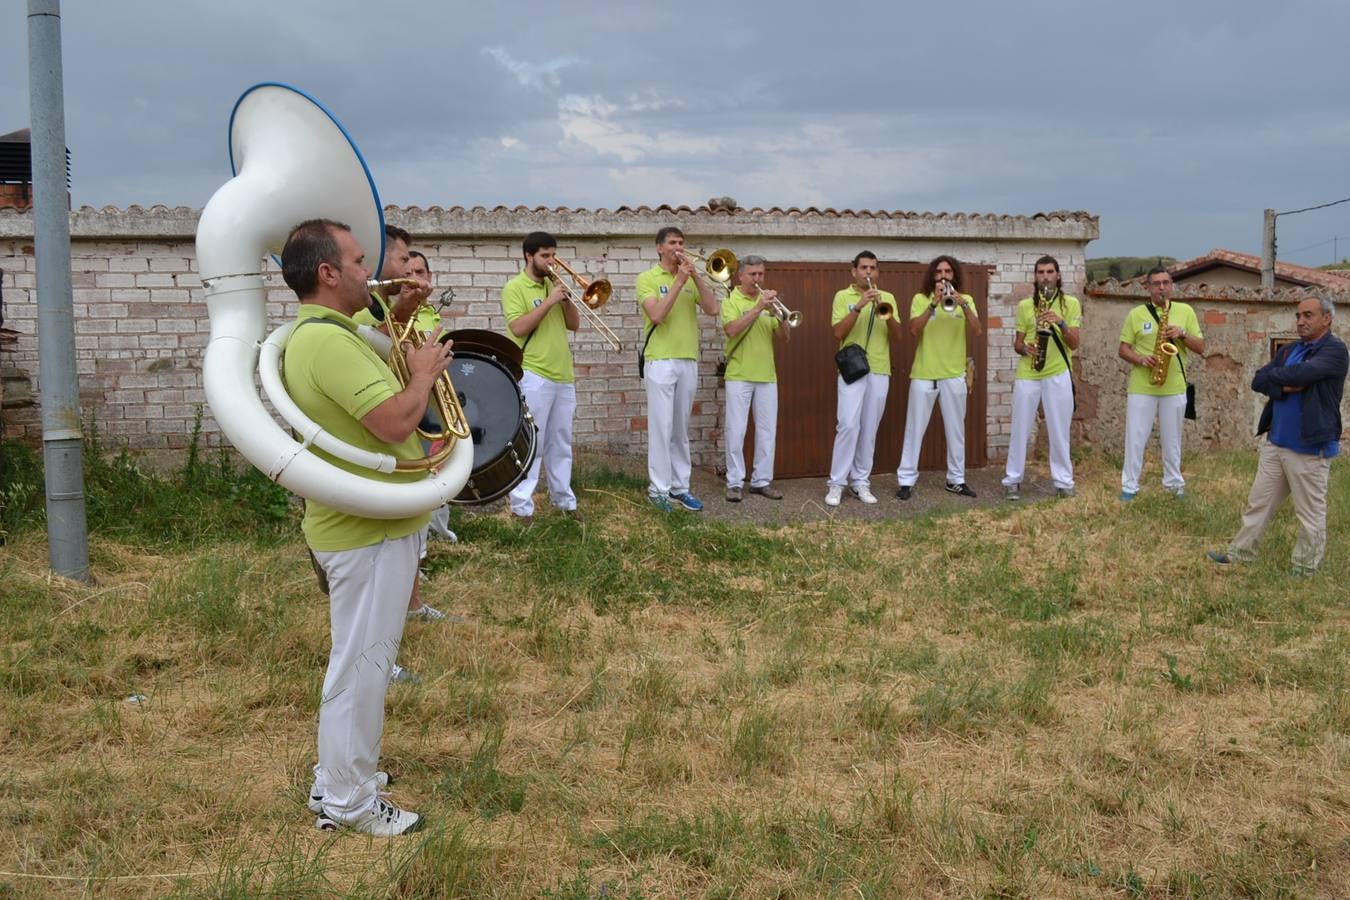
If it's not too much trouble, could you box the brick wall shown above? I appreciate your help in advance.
[1,205,1098,467]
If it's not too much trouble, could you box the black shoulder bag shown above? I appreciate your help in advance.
[834,307,875,384]
[1147,305,1197,420]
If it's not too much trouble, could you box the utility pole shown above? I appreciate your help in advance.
[1260,208,1276,292]
[28,0,90,582]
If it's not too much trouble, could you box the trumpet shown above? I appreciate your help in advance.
[679,248,737,292]
[548,257,623,353]
[938,279,959,312]
[757,288,802,328]
[868,276,895,320]
[367,277,419,292]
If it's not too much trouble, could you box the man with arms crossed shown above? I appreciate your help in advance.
[1003,255,1081,500]
[502,231,581,522]
[1208,297,1346,575]
[826,251,902,507]
[897,255,983,500]
[282,219,452,835]
[1117,266,1204,500]
[721,254,790,502]
[636,226,718,511]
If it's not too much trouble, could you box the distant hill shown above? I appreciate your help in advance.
[1085,256,1177,283]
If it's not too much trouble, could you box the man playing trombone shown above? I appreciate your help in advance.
[826,251,902,507]
[721,255,790,502]
[502,231,581,522]
[637,226,719,512]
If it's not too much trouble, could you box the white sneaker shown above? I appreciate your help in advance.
[407,604,447,623]
[316,797,422,836]
[825,485,843,507]
[850,486,878,504]
[390,664,421,685]
[309,770,390,814]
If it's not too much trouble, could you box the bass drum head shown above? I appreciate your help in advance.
[448,350,537,505]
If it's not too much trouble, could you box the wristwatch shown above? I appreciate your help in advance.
[848,303,858,314]
[929,303,938,313]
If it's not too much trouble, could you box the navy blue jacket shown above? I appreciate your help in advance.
[1252,331,1348,446]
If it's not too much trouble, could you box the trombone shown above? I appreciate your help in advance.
[548,257,624,352]
[679,248,737,293]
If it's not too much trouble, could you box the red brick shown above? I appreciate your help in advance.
[1204,310,1226,325]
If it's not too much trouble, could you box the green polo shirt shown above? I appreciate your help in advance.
[1014,293,1083,380]
[283,304,431,552]
[1119,302,1202,396]
[636,265,703,361]
[502,270,575,383]
[720,287,781,383]
[910,291,976,380]
[831,285,894,376]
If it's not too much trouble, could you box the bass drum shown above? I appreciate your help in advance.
[446,349,537,505]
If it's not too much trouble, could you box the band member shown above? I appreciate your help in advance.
[826,251,902,507]
[1208,297,1346,575]
[637,226,718,511]
[1117,266,1204,500]
[281,218,451,835]
[1003,256,1082,500]
[896,255,983,499]
[407,248,456,544]
[721,254,790,502]
[502,231,580,522]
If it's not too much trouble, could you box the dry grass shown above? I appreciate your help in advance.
[1,450,1347,897]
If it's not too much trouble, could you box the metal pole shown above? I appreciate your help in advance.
[27,0,90,582]
[1260,208,1276,292]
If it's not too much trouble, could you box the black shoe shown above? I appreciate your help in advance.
[896,485,913,501]
[945,482,976,498]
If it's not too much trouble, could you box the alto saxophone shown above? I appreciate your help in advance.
[1148,301,1179,387]
[1032,286,1053,372]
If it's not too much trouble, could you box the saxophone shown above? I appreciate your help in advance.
[1148,301,1179,387]
[1032,285,1054,372]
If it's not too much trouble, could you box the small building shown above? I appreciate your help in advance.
[1163,247,1350,292]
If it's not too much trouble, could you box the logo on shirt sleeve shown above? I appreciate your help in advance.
[1142,321,1154,333]
[659,286,669,295]
[533,298,543,308]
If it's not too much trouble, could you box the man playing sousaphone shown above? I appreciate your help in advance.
[721,254,790,502]
[502,231,581,523]
[282,218,452,836]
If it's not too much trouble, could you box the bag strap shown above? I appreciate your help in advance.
[1047,295,1072,371]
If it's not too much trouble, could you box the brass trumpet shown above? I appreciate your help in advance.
[868,276,895,320]
[758,289,802,328]
[547,257,624,352]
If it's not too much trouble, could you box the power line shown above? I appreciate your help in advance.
[1277,196,1350,217]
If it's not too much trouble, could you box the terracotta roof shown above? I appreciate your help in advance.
[1168,247,1350,290]
[389,204,1098,224]
[1085,278,1350,304]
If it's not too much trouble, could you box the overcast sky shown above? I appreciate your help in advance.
[3,1,1348,263]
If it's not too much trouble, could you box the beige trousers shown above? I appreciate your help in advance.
[1228,437,1332,572]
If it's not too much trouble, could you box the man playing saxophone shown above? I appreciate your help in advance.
[1117,266,1204,500]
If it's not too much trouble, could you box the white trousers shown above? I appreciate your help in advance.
[311,533,419,822]
[897,375,967,487]
[829,372,890,488]
[645,358,697,496]
[1121,392,1186,493]
[1228,437,1331,571]
[1003,372,1075,489]
[509,371,578,516]
[724,380,778,488]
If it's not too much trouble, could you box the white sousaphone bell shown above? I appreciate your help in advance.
[195,83,472,518]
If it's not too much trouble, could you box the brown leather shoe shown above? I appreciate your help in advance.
[749,484,783,500]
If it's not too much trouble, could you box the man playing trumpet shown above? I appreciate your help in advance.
[721,255,790,502]
[826,251,902,507]
[637,227,719,512]
[1003,256,1081,500]
[896,255,982,500]
[502,231,581,522]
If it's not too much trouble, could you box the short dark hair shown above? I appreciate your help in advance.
[922,255,964,296]
[523,231,558,258]
[281,218,350,299]
[408,250,430,272]
[655,226,684,245]
[1145,265,1171,282]
[851,250,878,268]
[384,224,412,247]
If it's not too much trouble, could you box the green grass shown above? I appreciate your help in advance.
[0,446,1347,896]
